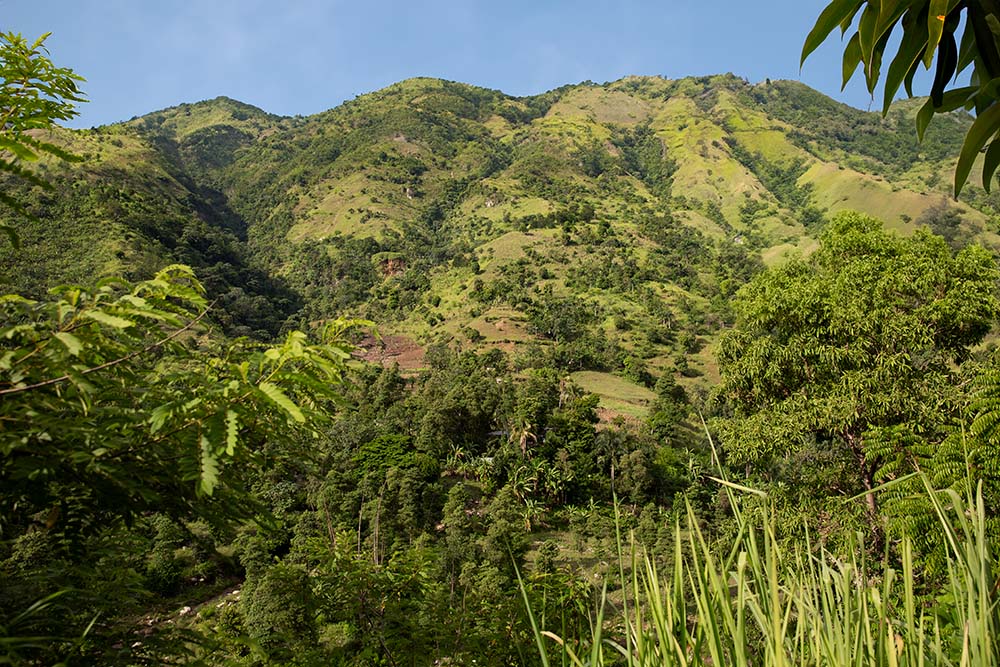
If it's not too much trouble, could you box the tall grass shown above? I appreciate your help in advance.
[525,475,999,666]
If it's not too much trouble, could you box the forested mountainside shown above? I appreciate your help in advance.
[1,75,993,390]
[5,73,1000,666]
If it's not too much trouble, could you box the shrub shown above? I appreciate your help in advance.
[241,563,316,656]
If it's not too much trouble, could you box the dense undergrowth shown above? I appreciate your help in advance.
[530,454,999,666]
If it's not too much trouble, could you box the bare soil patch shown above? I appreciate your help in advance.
[356,334,426,371]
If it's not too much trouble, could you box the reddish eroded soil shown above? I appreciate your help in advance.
[379,257,405,277]
[356,334,426,371]
[595,407,644,428]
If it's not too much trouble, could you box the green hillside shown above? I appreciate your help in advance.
[8,57,1000,666]
[2,73,994,415]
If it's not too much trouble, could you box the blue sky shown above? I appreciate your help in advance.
[5,0,920,128]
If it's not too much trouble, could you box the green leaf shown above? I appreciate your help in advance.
[53,332,82,356]
[968,2,1000,79]
[802,0,865,66]
[843,33,864,89]
[955,99,1000,196]
[327,344,352,359]
[875,0,908,38]
[933,85,977,112]
[882,12,930,113]
[199,434,219,496]
[865,29,895,93]
[916,97,936,141]
[225,410,239,456]
[83,310,134,329]
[930,29,958,106]
[708,476,769,498]
[0,136,38,161]
[957,15,979,73]
[858,4,880,77]
[983,77,1000,99]
[149,404,172,433]
[258,381,305,423]
[65,368,96,396]
[982,139,1000,192]
[870,1,910,83]
[925,0,950,67]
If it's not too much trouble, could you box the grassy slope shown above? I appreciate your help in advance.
[2,75,987,417]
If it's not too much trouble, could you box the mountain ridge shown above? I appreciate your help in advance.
[1,73,995,414]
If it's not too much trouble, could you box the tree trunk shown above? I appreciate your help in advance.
[847,431,885,552]
[861,462,878,517]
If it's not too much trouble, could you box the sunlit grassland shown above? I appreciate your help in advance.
[545,87,655,127]
[570,371,657,420]
[713,91,805,163]
[760,238,821,267]
[651,97,760,222]
[798,162,992,233]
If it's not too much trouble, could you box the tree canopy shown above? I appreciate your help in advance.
[715,211,997,512]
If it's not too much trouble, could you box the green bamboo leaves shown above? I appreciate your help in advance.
[530,477,1000,665]
[804,0,1000,195]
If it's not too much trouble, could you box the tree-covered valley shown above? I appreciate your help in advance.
[4,58,1000,665]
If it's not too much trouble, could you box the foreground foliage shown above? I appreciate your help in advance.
[0,267,360,663]
[533,474,999,666]
[804,0,1000,195]
[4,18,1000,667]
[0,30,84,239]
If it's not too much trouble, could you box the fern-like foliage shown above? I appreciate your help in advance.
[877,364,1000,575]
[0,265,366,544]
[0,31,85,243]
[969,366,1000,516]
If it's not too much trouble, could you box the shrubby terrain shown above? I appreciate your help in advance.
[3,64,1000,665]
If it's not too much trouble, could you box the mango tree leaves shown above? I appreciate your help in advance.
[804,0,1000,195]
[715,212,998,474]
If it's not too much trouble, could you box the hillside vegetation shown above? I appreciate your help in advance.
[2,74,996,411]
[4,72,1000,666]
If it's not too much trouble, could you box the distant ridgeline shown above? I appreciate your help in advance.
[0,74,992,387]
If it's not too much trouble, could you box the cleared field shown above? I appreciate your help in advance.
[570,371,657,420]
[800,162,989,230]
